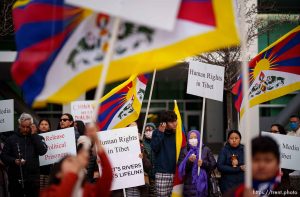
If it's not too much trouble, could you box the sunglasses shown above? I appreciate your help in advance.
[60,118,70,122]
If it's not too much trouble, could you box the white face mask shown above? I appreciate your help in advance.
[189,139,198,147]
[145,131,153,139]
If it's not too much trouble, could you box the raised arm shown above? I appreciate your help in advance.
[91,139,113,197]
[151,129,165,153]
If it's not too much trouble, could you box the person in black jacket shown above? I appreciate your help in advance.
[1,113,48,197]
[217,130,245,194]
[151,111,185,197]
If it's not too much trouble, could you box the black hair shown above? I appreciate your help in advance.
[77,143,85,153]
[159,111,177,123]
[62,113,74,122]
[271,124,286,135]
[289,115,300,120]
[38,118,52,131]
[75,120,85,136]
[227,130,242,140]
[252,136,280,163]
[48,155,72,185]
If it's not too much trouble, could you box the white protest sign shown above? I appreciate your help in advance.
[71,101,96,123]
[39,127,77,166]
[187,61,225,102]
[0,99,14,132]
[98,126,144,190]
[65,0,181,31]
[262,132,300,171]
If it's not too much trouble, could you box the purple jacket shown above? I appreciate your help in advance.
[182,145,216,197]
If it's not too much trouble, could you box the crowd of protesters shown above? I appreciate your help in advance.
[0,111,299,197]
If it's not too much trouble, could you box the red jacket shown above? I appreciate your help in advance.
[41,150,113,197]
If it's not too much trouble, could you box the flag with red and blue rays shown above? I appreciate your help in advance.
[11,0,238,108]
[232,26,300,116]
[97,74,149,131]
[11,0,86,106]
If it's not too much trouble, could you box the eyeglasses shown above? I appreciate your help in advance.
[60,118,70,122]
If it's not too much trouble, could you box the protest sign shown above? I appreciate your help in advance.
[187,61,225,102]
[39,128,77,166]
[71,101,96,123]
[98,126,144,190]
[0,99,14,132]
[262,131,300,171]
[65,0,181,31]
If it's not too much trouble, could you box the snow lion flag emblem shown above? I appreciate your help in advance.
[12,0,239,107]
[233,26,300,116]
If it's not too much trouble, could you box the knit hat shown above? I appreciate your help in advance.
[145,123,156,130]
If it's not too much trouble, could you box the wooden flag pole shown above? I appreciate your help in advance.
[141,69,157,139]
[239,0,252,188]
[123,189,127,197]
[93,17,121,122]
[197,97,206,175]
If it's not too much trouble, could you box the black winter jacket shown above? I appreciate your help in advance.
[1,132,48,181]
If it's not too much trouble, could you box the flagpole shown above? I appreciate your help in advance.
[93,16,121,122]
[141,69,157,139]
[239,0,252,189]
[123,189,127,197]
[197,97,206,175]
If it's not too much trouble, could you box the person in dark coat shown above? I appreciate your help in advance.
[143,122,156,196]
[1,113,48,197]
[38,118,52,191]
[223,136,282,197]
[217,130,245,194]
[151,111,186,197]
[179,130,216,197]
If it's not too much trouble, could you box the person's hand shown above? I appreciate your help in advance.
[189,154,196,162]
[158,122,166,133]
[198,159,203,167]
[93,171,100,179]
[240,165,246,171]
[139,153,143,159]
[243,188,258,197]
[64,157,81,174]
[15,159,21,166]
[15,159,26,166]
[232,158,238,167]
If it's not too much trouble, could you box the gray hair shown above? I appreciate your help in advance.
[18,113,33,124]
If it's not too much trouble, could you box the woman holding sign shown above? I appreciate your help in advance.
[178,130,216,197]
[41,123,113,197]
[38,118,52,191]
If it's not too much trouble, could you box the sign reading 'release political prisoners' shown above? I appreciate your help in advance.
[262,132,300,171]
[98,126,144,190]
[187,61,225,102]
[39,128,77,166]
[0,99,14,132]
[71,101,96,123]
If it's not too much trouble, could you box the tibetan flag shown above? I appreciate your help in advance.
[97,74,149,131]
[11,0,239,108]
[172,100,187,197]
[232,26,300,116]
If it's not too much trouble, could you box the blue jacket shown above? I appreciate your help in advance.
[151,129,176,174]
[217,143,245,194]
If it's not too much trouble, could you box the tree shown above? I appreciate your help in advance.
[192,0,299,129]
